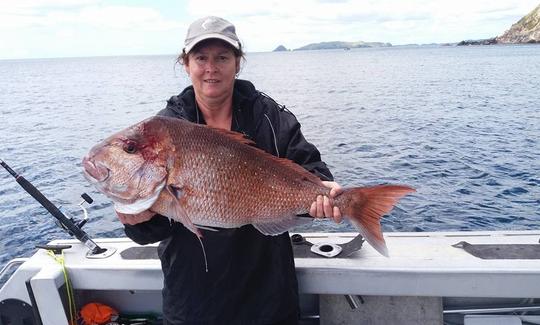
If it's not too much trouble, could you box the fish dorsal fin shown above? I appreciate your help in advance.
[253,217,312,235]
[204,125,323,187]
[206,125,256,146]
[264,155,324,186]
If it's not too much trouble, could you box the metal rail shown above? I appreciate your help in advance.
[444,305,540,314]
[0,258,28,284]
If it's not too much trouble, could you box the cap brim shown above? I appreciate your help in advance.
[184,33,240,54]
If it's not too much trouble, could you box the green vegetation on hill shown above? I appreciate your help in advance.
[294,41,391,51]
[497,3,540,43]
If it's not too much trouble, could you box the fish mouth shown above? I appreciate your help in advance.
[82,156,110,183]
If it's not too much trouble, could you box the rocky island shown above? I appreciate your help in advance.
[294,41,391,50]
[273,45,288,52]
[275,3,539,50]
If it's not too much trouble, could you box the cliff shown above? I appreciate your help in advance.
[497,3,540,43]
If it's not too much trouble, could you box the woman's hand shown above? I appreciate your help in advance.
[116,210,155,225]
[309,181,343,223]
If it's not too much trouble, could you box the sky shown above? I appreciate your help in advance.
[1,0,539,59]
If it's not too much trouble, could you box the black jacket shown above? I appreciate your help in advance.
[124,79,333,325]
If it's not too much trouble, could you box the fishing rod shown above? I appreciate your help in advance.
[1,159,106,255]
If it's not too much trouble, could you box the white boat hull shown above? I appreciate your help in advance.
[1,230,539,324]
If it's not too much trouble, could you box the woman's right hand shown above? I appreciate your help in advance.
[116,210,155,225]
[309,181,343,223]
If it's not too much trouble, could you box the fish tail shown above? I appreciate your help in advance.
[338,185,415,257]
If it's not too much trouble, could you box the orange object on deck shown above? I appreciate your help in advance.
[80,302,118,325]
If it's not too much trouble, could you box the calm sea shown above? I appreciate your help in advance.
[1,45,539,266]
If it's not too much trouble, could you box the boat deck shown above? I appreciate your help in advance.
[296,230,540,298]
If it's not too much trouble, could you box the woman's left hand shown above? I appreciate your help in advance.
[309,181,343,223]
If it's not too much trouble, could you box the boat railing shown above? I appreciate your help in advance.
[0,258,28,287]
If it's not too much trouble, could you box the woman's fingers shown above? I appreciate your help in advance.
[316,195,324,218]
[323,195,332,218]
[309,201,317,217]
[333,206,343,223]
[309,194,342,224]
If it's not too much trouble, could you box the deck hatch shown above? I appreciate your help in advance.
[453,241,540,259]
[120,247,159,260]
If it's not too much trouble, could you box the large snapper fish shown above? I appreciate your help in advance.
[83,116,414,256]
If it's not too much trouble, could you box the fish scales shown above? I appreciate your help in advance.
[156,117,322,227]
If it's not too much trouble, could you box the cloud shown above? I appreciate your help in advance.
[0,1,189,59]
[50,6,184,30]
[183,0,439,48]
[1,0,539,58]
[1,0,98,20]
[184,0,539,49]
[0,2,184,31]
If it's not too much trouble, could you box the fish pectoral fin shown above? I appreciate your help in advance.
[173,204,202,237]
[253,217,312,236]
[168,184,184,199]
[165,185,203,238]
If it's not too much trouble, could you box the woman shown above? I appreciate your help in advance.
[119,16,342,325]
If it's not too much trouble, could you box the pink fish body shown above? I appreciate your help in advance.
[83,116,414,256]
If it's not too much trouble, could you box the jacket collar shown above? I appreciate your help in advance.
[177,79,258,123]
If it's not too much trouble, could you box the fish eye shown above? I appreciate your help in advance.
[123,141,138,154]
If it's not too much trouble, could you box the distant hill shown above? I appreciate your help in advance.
[458,3,540,45]
[497,3,540,43]
[273,45,288,52]
[294,41,391,51]
[457,38,497,46]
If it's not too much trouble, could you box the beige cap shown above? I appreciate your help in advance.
[184,16,240,54]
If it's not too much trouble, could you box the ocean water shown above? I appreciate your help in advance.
[0,45,539,266]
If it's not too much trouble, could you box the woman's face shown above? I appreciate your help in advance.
[185,40,240,103]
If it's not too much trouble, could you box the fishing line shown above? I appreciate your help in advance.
[196,235,209,272]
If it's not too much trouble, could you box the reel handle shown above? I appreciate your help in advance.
[81,193,93,204]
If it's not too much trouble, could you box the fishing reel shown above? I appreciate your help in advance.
[2,159,108,255]
[56,193,93,234]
